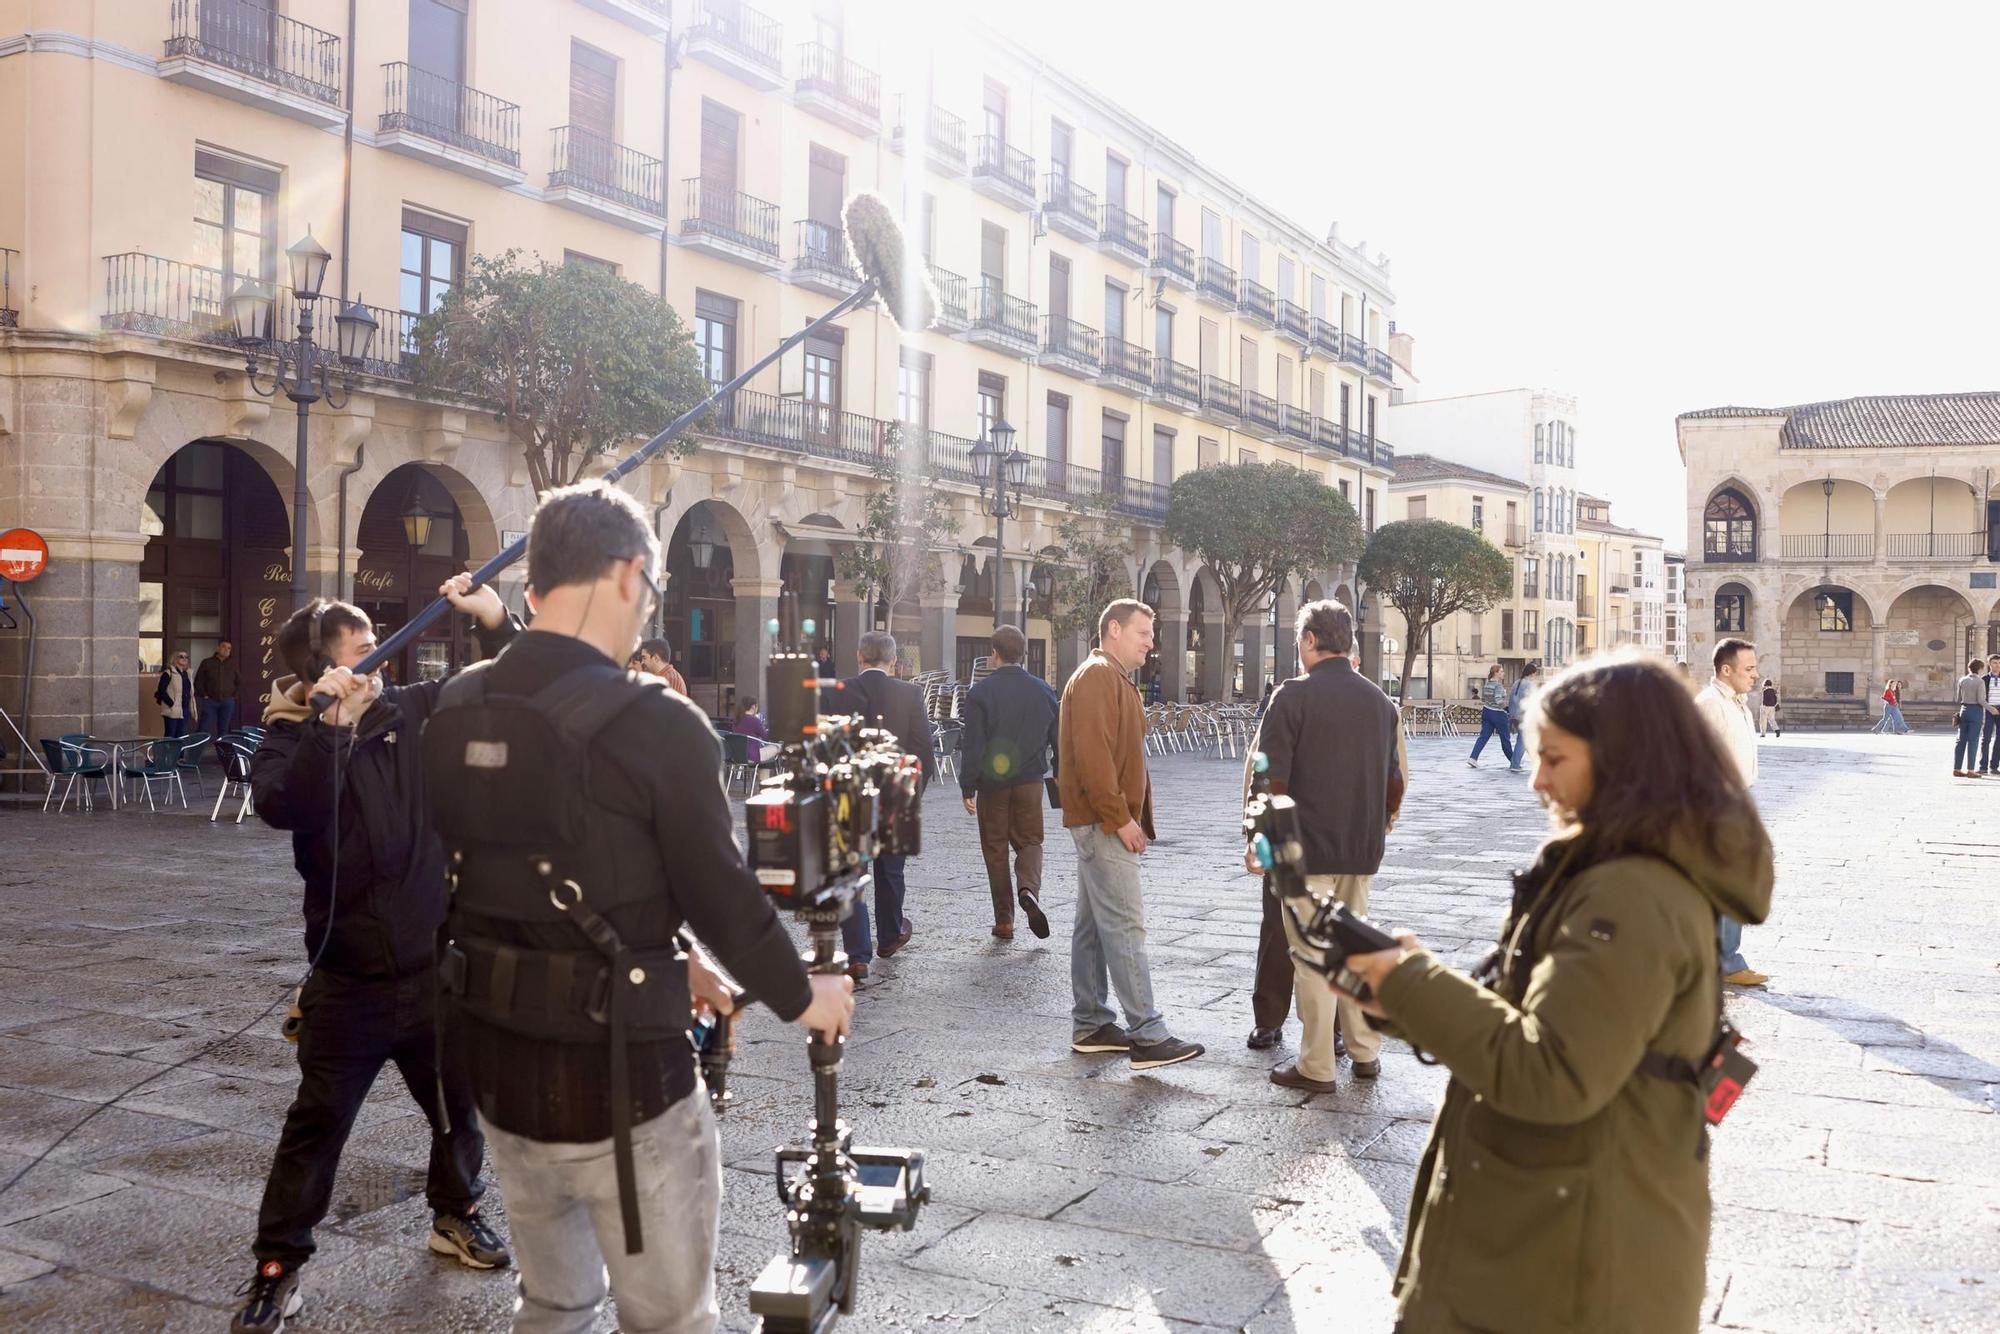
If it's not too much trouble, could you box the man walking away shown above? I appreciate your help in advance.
[1980,656,2000,774]
[838,632,937,975]
[1505,663,1539,772]
[959,625,1060,941]
[1060,600,1203,1070]
[1246,601,1402,1090]
[232,576,518,1333]
[1955,658,1986,776]
[1694,637,1768,987]
[195,640,241,741]
[1760,678,1781,737]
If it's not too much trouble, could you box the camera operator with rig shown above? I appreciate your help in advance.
[1339,654,1773,1334]
[422,480,854,1334]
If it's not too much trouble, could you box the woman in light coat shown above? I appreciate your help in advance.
[155,650,195,738]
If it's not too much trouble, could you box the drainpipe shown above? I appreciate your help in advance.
[336,443,366,600]
[339,0,357,302]
[659,34,682,301]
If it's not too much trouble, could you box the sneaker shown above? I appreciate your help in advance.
[1466,758,1479,769]
[1350,1059,1382,1079]
[1723,969,1770,988]
[231,1261,302,1334]
[1071,1023,1134,1054]
[430,1210,512,1269]
[1017,888,1051,939]
[1268,1059,1338,1093]
[1129,1035,1204,1070]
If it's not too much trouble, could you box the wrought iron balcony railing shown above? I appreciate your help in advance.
[167,0,342,105]
[1042,314,1101,369]
[928,264,968,325]
[1311,316,1342,355]
[1043,174,1099,231]
[1153,356,1200,407]
[688,0,783,76]
[1779,532,1876,560]
[1237,279,1275,324]
[1276,299,1310,342]
[0,247,16,328]
[681,179,780,257]
[972,136,1037,197]
[894,101,965,164]
[1340,330,1368,366]
[1150,234,1195,285]
[1505,523,1529,547]
[1100,336,1151,389]
[793,220,858,283]
[1243,389,1281,434]
[1280,403,1314,442]
[1098,205,1149,261]
[381,62,519,166]
[1368,346,1395,380]
[972,284,1039,347]
[1199,374,1241,418]
[1315,416,1344,455]
[1887,531,1986,560]
[795,42,880,120]
[550,126,664,216]
[1198,256,1237,305]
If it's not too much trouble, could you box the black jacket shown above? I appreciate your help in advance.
[959,663,1060,796]
[250,617,517,979]
[1252,656,1402,876]
[841,669,937,792]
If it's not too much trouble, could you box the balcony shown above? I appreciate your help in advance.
[1197,256,1237,308]
[100,253,412,378]
[1277,299,1311,345]
[1779,533,1876,561]
[1097,205,1149,265]
[379,63,521,183]
[1609,583,1632,596]
[1887,531,1986,561]
[1504,523,1529,547]
[578,0,670,36]
[966,285,1038,357]
[1043,174,1099,243]
[1311,316,1342,357]
[545,127,664,231]
[1093,336,1151,394]
[0,247,17,328]
[890,101,966,176]
[791,220,861,295]
[970,136,1037,210]
[1149,357,1199,410]
[1340,330,1369,368]
[1197,374,1241,425]
[1240,390,1280,439]
[794,42,880,135]
[685,0,784,90]
[1236,279,1275,328]
[1039,315,1101,378]
[703,387,896,469]
[1280,403,1315,445]
[1149,234,1196,291]
[1368,346,1396,381]
[928,265,969,332]
[1314,416,1345,456]
[162,1,344,126]
[680,180,782,270]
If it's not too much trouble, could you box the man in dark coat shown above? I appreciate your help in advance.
[835,631,936,975]
[958,625,1059,940]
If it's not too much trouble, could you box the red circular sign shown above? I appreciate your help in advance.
[0,529,49,582]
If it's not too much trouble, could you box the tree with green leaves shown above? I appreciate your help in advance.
[1356,518,1515,696]
[1040,492,1131,642]
[836,438,961,622]
[408,250,710,492]
[1165,461,1364,657]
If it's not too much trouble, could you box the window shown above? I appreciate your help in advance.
[918,192,936,261]
[1523,610,1540,650]
[562,250,617,273]
[897,346,932,430]
[1825,672,1855,696]
[399,209,464,336]
[1156,303,1175,360]
[1815,589,1854,632]
[980,221,1006,292]
[1050,118,1074,181]
[1104,279,1127,341]
[982,79,1008,145]
[1339,383,1351,437]
[693,290,738,387]
[1365,489,1377,532]
[1199,318,1220,376]
[410,0,467,82]
[1309,368,1326,418]
[1198,437,1221,469]
[1239,449,1257,466]
[1523,557,1539,599]
[1102,411,1127,479]
[1153,426,1174,485]
[1201,207,1223,260]
[1278,255,1295,304]
[1407,495,1427,522]
[700,98,740,193]
[1471,497,1484,532]
[1339,478,1351,502]
[1241,233,1260,283]
[1105,153,1128,208]
[1366,395,1377,441]
[1276,355,1294,410]
[1501,610,1514,650]
[1046,391,1070,467]
[1714,592,1746,633]
[569,39,618,141]
[1703,489,1757,560]
[1534,424,1544,463]
[802,328,843,442]
[977,371,1006,444]
[195,151,278,324]
[1534,489,1545,532]
[1310,273,1327,321]
[1155,183,1175,239]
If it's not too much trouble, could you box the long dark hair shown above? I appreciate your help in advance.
[1531,651,1751,865]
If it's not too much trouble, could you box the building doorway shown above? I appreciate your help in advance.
[353,464,470,684]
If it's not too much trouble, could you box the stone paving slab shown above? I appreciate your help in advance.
[0,732,1995,1331]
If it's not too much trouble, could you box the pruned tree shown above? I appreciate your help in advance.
[1042,492,1131,642]
[1165,462,1364,656]
[1356,519,1515,695]
[408,250,710,492]
[837,439,961,622]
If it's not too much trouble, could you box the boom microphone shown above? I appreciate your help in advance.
[312,194,933,712]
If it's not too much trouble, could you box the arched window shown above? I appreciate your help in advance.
[1534,488,1545,532]
[1704,488,1757,561]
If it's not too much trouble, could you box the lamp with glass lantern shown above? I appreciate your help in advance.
[969,418,1030,630]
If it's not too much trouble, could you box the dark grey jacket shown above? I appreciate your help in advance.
[1252,655,1402,876]
[959,663,1060,796]
[842,669,937,791]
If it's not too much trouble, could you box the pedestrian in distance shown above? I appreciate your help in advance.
[422,480,854,1334]
[1466,664,1516,769]
[155,649,194,739]
[958,624,1060,942]
[1060,599,1203,1070]
[836,631,937,978]
[195,639,241,742]
[1981,655,2000,773]
[734,695,771,743]
[633,636,688,696]
[1954,658,1986,776]
[230,575,521,1334]
[1341,651,1774,1334]
[1243,599,1403,1090]
[1873,679,1910,735]
[814,645,838,680]
[1505,662,1539,772]
[1759,678,1781,737]
[1693,638,1769,988]
[1257,678,1275,716]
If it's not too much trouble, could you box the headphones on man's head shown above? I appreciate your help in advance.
[307,599,332,680]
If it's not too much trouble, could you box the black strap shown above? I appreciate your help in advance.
[487,946,520,1020]
[531,662,653,752]
[1636,1049,1700,1084]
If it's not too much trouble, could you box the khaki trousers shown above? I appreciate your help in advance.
[975,782,1044,926]
[1282,872,1380,1080]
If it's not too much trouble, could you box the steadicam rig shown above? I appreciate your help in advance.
[741,590,929,1333]
[1243,751,1402,1002]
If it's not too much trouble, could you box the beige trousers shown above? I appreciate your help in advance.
[1281,872,1381,1079]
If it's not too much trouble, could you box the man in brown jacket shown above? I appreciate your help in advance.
[1057,599,1203,1070]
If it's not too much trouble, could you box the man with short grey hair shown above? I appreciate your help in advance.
[836,631,936,977]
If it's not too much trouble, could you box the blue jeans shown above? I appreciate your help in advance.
[1469,707,1516,765]
[1956,704,1984,770]
[198,697,237,743]
[1069,826,1167,1044]
[839,853,910,966]
[1982,710,2000,771]
[163,716,188,739]
[1880,703,1909,734]
[1719,915,1750,975]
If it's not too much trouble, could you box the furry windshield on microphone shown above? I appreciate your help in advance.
[843,193,937,334]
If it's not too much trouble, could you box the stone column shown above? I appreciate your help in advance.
[1241,622,1267,700]
[1873,493,1888,565]
[1870,624,1888,718]
[732,577,782,717]
[2,535,148,740]
[1198,613,1228,701]
[833,581,866,672]
[1155,613,1187,703]
[1272,588,1299,681]
[920,595,958,680]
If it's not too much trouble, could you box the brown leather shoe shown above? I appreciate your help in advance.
[992,923,1015,940]
[878,919,914,958]
[1268,1059,1339,1094]
[846,961,869,981]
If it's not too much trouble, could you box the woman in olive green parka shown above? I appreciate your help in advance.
[1348,652,1775,1334]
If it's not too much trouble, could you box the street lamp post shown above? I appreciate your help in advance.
[233,231,379,611]
[969,419,1030,630]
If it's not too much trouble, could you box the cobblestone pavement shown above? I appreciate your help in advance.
[0,731,1995,1332]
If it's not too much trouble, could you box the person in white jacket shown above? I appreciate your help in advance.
[1693,637,1766,985]
[154,650,195,738]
